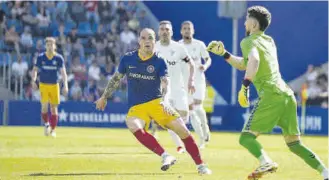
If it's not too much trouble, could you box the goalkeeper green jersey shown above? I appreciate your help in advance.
[240,31,294,96]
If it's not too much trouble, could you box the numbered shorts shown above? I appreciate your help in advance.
[243,93,300,136]
[39,83,60,105]
[126,98,180,130]
[170,89,189,111]
[188,81,206,105]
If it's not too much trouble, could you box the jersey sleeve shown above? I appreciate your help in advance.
[35,55,42,69]
[200,41,210,59]
[158,58,168,77]
[179,45,191,63]
[240,38,255,66]
[117,56,127,74]
[58,55,64,68]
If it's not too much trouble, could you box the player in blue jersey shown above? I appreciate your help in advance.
[95,28,211,174]
[31,37,68,137]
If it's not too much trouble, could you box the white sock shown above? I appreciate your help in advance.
[194,104,210,136]
[258,149,273,165]
[190,110,204,143]
[167,129,184,147]
[44,122,50,126]
[161,151,169,158]
[322,168,328,179]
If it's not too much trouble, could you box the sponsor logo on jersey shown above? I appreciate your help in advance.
[128,73,155,80]
[166,60,176,66]
[128,66,136,69]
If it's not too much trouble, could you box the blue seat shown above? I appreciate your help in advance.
[64,21,77,35]
[77,22,93,36]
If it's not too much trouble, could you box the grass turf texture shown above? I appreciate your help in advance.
[0,127,327,180]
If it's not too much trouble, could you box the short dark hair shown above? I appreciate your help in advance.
[181,21,194,28]
[247,6,271,31]
[159,20,172,26]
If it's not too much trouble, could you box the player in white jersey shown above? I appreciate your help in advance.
[179,21,212,148]
[155,20,196,153]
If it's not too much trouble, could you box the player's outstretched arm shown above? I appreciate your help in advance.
[160,76,175,115]
[102,72,124,99]
[238,47,260,108]
[31,66,38,90]
[95,72,124,111]
[207,41,246,71]
[186,57,196,94]
[60,66,68,96]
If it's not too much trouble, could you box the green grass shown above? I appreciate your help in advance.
[0,127,327,180]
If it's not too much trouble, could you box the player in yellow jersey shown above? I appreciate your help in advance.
[31,37,68,137]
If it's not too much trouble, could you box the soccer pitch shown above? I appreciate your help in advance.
[0,127,327,180]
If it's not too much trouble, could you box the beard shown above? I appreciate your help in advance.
[245,30,251,36]
[183,35,191,40]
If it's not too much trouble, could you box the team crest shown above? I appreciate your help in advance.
[147,65,155,73]
[53,61,57,65]
[42,61,45,65]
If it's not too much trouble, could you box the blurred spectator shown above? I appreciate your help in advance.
[101,62,115,79]
[71,56,87,82]
[116,2,129,26]
[98,1,114,27]
[105,41,117,64]
[5,26,21,55]
[11,1,24,20]
[120,24,137,53]
[12,56,28,77]
[306,73,328,108]
[36,6,50,36]
[31,39,44,63]
[21,2,38,28]
[67,27,85,58]
[88,61,101,81]
[55,2,69,22]
[69,2,87,25]
[97,73,108,95]
[70,81,83,101]
[84,79,98,102]
[0,10,6,39]
[91,24,106,56]
[84,1,99,25]
[138,10,151,30]
[20,26,33,52]
[112,83,127,103]
[52,24,67,55]
[126,1,138,18]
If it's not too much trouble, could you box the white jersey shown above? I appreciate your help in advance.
[155,40,191,92]
[179,38,210,102]
[155,40,191,111]
[179,38,210,84]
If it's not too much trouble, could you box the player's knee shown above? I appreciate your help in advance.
[50,105,58,114]
[284,135,300,145]
[41,103,48,113]
[126,118,145,133]
[239,132,256,147]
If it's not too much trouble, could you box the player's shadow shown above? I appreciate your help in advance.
[27,172,193,176]
[57,152,152,155]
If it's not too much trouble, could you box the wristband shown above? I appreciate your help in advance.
[242,79,251,87]
[223,51,231,59]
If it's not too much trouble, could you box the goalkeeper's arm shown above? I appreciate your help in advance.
[207,41,246,70]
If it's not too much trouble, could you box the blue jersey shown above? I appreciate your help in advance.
[118,51,168,108]
[35,52,64,84]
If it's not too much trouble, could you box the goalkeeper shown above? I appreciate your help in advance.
[207,6,328,180]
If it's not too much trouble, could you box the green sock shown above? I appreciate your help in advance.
[239,132,263,159]
[288,140,326,173]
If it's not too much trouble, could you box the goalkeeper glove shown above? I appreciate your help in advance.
[207,41,226,56]
[238,79,251,108]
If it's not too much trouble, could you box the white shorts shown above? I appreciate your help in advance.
[169,89,189,111]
